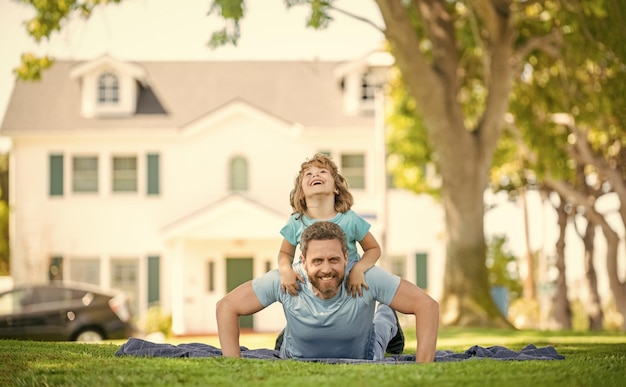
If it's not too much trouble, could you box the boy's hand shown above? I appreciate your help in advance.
[347,269,369,298]
[280,268,304,296]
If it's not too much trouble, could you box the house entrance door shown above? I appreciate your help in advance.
[226,257,254,329]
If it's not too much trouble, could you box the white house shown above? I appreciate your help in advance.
[0,53,446,335]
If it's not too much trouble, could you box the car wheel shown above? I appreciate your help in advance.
[75,330,104,342]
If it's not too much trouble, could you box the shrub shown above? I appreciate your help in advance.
[142,305,172,337]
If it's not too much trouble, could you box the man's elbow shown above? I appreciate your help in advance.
[431,298,440,321]
[215,297,232,320]
[425,294,439,317]
[413,293,439,321]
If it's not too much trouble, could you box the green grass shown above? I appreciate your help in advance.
[1,328,625,387]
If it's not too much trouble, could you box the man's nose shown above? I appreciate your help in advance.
[319,260,333,272]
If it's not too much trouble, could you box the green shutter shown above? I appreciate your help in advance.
[207,261,215,292]
[415,253,428,289]
[147,255,160,304]
[49,154,64,196]
[147,153,160,195]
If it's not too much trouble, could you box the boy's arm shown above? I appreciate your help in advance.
[388,280,439,363]
[348,232,381,297]
[355,232,381,271]
[277,239,303,295]
[216,281,265,357]
[277,238,296,270]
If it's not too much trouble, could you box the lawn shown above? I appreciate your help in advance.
[2,328,625,387]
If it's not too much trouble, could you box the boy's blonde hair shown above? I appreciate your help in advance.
[289,153,354,216]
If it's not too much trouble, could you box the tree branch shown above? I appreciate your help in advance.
[513,29,562,73]
[552,113,626,204]
[414,0,459,88]
[374,0,443,116]
[473,0,516,158]
[322,3,385,33]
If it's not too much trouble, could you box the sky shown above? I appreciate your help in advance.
[0,0,385,129]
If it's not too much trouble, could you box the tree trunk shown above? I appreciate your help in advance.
[550,193,571,329]
[375,0,515,327]
[581,219,604,331]
[520,188,536,300]
[600,214,626,331]
[439,156,508,326]
[564,123,626,329]
[546,177,625,331]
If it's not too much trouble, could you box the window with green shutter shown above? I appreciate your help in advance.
[72,156,98,193]
[415,253,428,289]
[49,154,64,196]
[341,153,365,189]
[147,153,160,195]
[207,261,215,292]
[112,156,137,192]
[147,255,160,304]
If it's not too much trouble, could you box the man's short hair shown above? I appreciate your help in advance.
[301,221,348,257]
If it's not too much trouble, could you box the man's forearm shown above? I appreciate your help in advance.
[414,297,439,363]
[216,300,242,357]
[216,281,266,357]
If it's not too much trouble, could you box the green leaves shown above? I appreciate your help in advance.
[14,53,54,81]
[210,0,245,19]
[20,0,122,42]
[305,0,333,29]
[16,0,122,80]
[207,0,244,48]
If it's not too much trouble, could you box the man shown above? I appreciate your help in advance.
[216,221,439,363]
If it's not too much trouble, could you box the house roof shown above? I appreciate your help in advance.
[69,55,147,84]
[1,58,375,134]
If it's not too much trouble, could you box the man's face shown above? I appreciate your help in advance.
[301,238,348,300]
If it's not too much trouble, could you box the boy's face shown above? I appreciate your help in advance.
[301,238,347,300]
[301,165,337,197]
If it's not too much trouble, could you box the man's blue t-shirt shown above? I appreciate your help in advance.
[252,263,401,360]
[280,210,370,264]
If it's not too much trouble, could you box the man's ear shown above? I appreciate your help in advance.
[300,254,306,264]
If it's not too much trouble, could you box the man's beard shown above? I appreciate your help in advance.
[309,271,345,299]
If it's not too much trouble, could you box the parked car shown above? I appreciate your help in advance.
[0,282,137,342]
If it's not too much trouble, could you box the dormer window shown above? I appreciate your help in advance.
[333,50,393,116]
[98,72,119,104]
[71,56,147,118]
[361,72,379,101]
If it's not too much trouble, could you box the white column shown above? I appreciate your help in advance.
[170,238,186,335]
[374,87,388,264]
